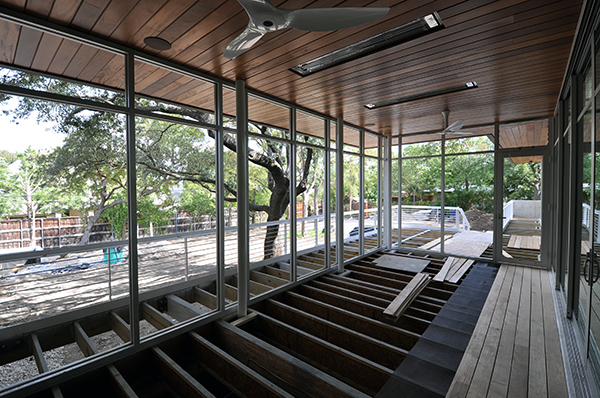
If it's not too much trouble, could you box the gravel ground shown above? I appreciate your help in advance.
[0,321,159,389]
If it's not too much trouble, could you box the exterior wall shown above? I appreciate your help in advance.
[512,200,541,218]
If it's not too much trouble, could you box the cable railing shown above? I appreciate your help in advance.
[0,207,380,330]
[397,205,470,232]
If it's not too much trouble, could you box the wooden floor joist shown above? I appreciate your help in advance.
[282,291,420,350]
[1,247,464,397]
[189,329,295,398]
[210,321,369,398]
[246,311,393,395]
[257,299,408,370]
[151,346,216,398]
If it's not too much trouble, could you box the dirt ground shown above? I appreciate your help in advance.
[465,209,494,232]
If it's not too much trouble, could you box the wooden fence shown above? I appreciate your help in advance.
[0,217,112,250]
[1,209,239,250]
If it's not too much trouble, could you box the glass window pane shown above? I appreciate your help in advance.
[445,128,495,154]
[343,127,360,153]
[0,96,128,380]
[248,96,288,139]
[400,144,442,252]
[134,60,215,123]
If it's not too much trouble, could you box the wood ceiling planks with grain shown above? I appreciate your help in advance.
[70,0,112,32]
[48,0,82,24]
[0,0,583,139]
[91,0,138,38]
[0,20,21,64]
[259,11,579,106]
[260,3,580,100]
[245,0,575,93]
[47,39,81,76]
[13,26,42,69]
[30,33,64,72]
[91,54,124,87]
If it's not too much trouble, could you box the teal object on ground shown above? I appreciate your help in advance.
[103,247,123,264]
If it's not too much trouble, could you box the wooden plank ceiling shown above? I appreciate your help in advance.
[0,0,583,140]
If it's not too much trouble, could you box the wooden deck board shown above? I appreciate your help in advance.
[447,265,566,398]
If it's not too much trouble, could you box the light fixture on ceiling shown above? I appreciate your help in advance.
[144,36,172,51]
[289,12,444,77]
[364,81,478,110]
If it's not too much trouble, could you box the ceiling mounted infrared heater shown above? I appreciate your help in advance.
[364,81,478,110]
[289,12,444,77]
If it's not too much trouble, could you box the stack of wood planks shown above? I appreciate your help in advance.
[383,272,432,320]
[507,235,541,250]
[434,257,475,283]
[429,237,490,283]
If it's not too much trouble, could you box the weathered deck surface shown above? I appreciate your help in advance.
[446,264,566,398]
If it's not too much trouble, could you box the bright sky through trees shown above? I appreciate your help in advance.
[0,100,64,152]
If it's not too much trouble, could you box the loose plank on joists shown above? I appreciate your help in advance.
[373,254,430,273]
[284,291,420,350]
[383,273,432,320]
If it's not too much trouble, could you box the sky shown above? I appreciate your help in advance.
[0,101,64,153]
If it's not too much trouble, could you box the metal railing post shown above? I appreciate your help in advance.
[184,237,189,281]
[215,82,226,312]
[125,50,140,345]
[289,107,297,283]
[456,208,460,231]
[324,120,331,268]
[236,79,249,318]
[284,223,288,255]
[359,131,364,256]
[336,118,344,272]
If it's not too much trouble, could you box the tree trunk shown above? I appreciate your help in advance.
[79,210,104,245]
[301,191,307,237]
[263,220,280,259]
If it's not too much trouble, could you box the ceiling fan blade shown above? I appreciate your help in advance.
[446,119,465,132]
[224,27,265,59]
[286,7,389,32]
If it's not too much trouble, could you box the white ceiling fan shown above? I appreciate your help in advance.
[439,110,475,136]
[224,0,390,59]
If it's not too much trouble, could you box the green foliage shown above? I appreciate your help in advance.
[178,181,216,217]
[100,195,172,239]
[443,187,494,213]
[503,160,541,201]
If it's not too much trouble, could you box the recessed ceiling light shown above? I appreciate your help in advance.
[364,82,478,110]
[290,12,444,77]
[144,36,172,51]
